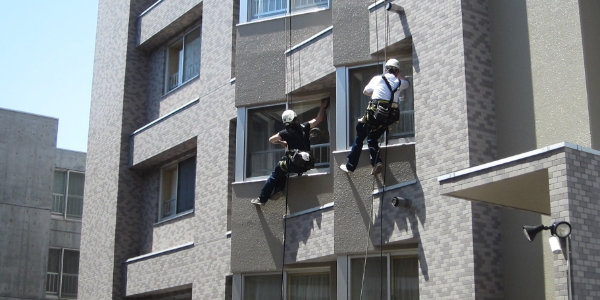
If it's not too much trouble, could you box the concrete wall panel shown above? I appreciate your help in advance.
[235,10,332,107]
[527,0,591,148]
[0,109,56,300]
[332,0,372,66]
[138,0,203,49]
[55,148,86,172]
[285,29,335,94]
[285,207,334,263]
[49,218,82,249]
[579,0,600,150]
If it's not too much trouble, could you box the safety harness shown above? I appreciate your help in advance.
[279,124,315,173]
[363,75,401,129]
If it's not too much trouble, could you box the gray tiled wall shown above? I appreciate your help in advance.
[559,148,600,299]
[81,0,236,298]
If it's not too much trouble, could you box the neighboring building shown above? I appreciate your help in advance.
[0,108,86,299]
[79,0,600,300]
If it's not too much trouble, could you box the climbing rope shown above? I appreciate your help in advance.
[280,6,295,300]
[359,1,391,299]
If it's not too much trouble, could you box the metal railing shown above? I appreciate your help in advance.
[251,0,287,19]
[168,72,179,91]
[61,273,78,297]
[390,110,414,138]
[249,144,330,177]
[251,0,328,19]
[66,196,83,219]
[51,194,84,219]
[163,198,176,218]
[46,272,60,294]
[292,0,328,10]
[51,194,65,214]
[311,143,330,168]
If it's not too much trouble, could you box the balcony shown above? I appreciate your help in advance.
[46,272,78,298]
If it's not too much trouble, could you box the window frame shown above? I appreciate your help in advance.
[335,58,414,151]
[164,25,202,94]
[242,267,332,300]
[51,169,85,220]
[347,250,418,300]
[240,0,330,24]
[157,154,197,223]
[236,97,331,182]
[46,247,80,299]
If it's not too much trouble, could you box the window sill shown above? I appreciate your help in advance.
[50,214,82,222]
[233,168,330,185]
[238,6,330,26]
[125,241,194,263]
[163,74,199,96]
[155,209,194,226]
[332,140,415,154]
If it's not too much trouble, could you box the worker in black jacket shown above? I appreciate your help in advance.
[251,98,329,206]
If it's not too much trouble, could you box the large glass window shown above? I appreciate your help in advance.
[159,156,196,221]
[244,270,331,300]
[244,274,282,300]
[245,99,330,178]
[390,60,414,140]
[248,0,329,21]
[347,60,414,146]
[52,170,85,219]
[288,272,330,300]
[46,248,80,299]
[350,255,418,300]
[165,27,201,93]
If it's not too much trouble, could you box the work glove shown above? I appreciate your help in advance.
[301,152,310,161]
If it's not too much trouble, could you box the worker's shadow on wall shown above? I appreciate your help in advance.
[283,209,328,263]
[256,206,288,270]
[282,176,332,263]
[400,9,420,74]
[372,179,429,281]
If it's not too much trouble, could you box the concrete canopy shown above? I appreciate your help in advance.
[436,143,582,215]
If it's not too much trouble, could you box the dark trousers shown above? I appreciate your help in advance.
[258,161,305,203]
[345,122,387,171]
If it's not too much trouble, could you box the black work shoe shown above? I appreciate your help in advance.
[270,191,284,200]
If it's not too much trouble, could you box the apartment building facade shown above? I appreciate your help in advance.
[79,0,600,299]
[0,108,86,299]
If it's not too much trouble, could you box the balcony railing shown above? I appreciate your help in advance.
[46,272,60,294]
[292,0,328,10]
[66,195,83,219]
[390,110,414,138]
[61,273,78,298]
[51,194,83,219]
[51,194,65,214]
[250,0,328,19]
[251,0,287,19]
[163,198,176,218]
[168,72,179,91]
[46,273,78,297]
[249,143,330,177]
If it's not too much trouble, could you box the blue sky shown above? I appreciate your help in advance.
[0,1,99,152]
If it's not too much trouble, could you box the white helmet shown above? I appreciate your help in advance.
[282,110,297,124]
[385,58,401,70]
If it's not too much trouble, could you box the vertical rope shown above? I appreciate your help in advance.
[360,1,393,299]
[280,3,294,299]
[379,3,391,300]
[280,171,290,300]
[359,0,383,298]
